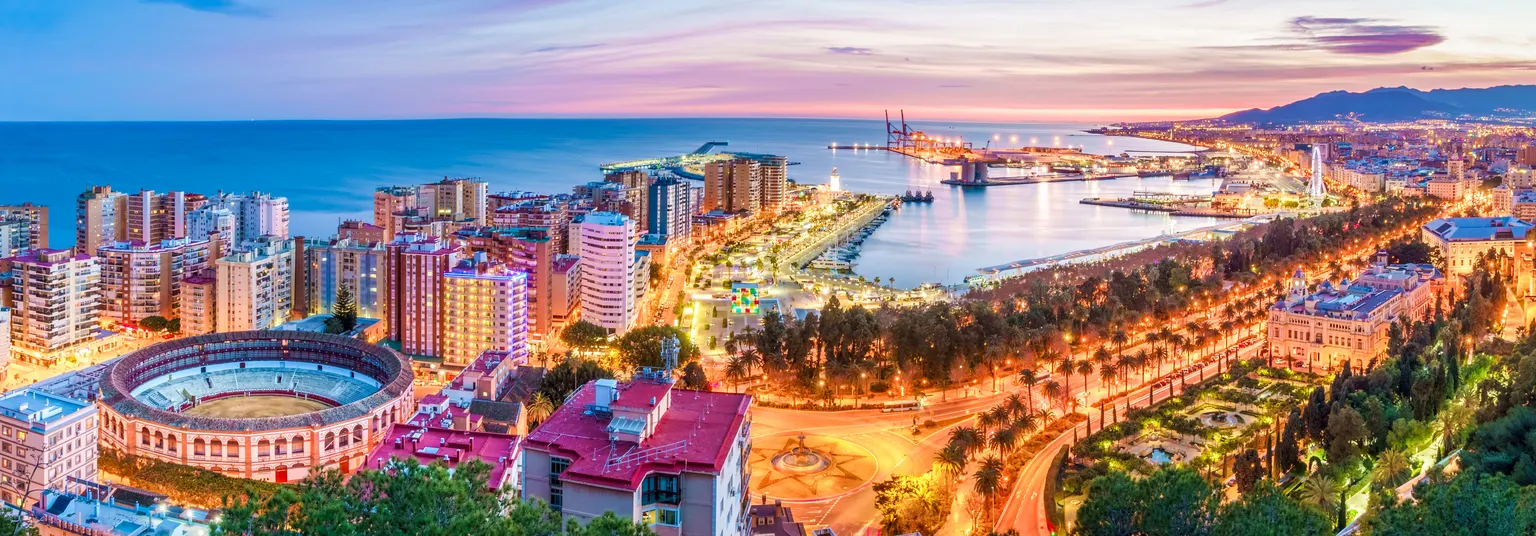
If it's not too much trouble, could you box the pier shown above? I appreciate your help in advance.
[942,172,1137,187]
[1080,191,1263,218]
[781,197,897,270]
[967,215,1274,286]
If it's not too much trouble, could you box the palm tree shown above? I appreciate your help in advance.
[1041,380,1065,416]
[1110,329,1129,361]
[949,426,985,459]
[1075,360,1094,401]
[1375,449,1410,489]
[526,393,555,428]
[978,409,1003,438]
[935,444,968,477]
[1056,356,1078,397]
[1018,369,1041,414]
[1134,349,1151,385]
[1155,346,1170,377]
[1300,472,1339,513]
[991,426,1020,458]
[1003,394,1028,421]
[1011,413,1039,437]
[1099,362,1119,409]
[725,355,750,392]
[973,456,1006,516]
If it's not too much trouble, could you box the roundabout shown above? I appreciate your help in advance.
[749,432,878,501]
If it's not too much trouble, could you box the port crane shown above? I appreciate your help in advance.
[884,109,971,154]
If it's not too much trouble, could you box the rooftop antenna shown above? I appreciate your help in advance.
[660,336,679,380]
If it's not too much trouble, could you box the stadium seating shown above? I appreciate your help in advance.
[138,366,378,411]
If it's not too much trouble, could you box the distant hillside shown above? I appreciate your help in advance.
[1218,85,1536,124]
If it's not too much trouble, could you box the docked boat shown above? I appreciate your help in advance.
[900,190,935,203]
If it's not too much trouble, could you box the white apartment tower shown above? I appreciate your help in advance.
[186,205,237,246]
[0,308,10,381]
[573,213,637,334]
[7,249,101,364]
[200,192,290,246]
[0,388,99,508]
[215,237,296,331]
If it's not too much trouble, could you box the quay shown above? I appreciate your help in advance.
[781,196,898,270]
[1081,191,1263,219]
[1079,198,1177,212]
[967,215,1275,286]
[942,172,1137,187]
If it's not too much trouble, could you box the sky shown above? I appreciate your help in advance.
[2,0,1534,122]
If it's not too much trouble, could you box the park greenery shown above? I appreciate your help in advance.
[1075,466,1331,536]
[215,459,653,536]
[865,196,1442,536]
[1071,248,1521,535]
[723,197,1441,411]
[101,449,283,509]
[543,323,710,406]
[139,315,181,333]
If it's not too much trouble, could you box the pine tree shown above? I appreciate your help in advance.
[326,285,359,334]
[1276,408,1303,474]
[1303,387,1329,440]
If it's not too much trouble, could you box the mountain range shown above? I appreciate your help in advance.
[1217,85,1536,124]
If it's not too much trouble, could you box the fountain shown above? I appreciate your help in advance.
[770,434,831,474]
[1197,410,1248,428]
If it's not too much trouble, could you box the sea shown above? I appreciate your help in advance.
[0,118,1221,287]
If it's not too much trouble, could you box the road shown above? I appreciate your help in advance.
[996,340,1265,536]
[747,321,1260,535]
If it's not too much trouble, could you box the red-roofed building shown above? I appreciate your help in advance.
[442,349,525,406]
[521,377,752,535]
[336,220,387,243]
[366,424,521,491]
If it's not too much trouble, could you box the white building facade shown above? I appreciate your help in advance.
[6,250,101,365]
[573,212,637,334]
[216,237,297,331]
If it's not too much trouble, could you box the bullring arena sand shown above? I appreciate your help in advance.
[181,396,333,418]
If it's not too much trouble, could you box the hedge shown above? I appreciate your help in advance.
[99,449,286,508]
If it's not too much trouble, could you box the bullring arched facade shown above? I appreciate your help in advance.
[96,331,417,482]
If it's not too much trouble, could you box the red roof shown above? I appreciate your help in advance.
[367,423,520,489]
[523,381,751,491]
[551,255,580,273]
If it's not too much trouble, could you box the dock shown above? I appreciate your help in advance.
[1079,198,1177,212]
[941,173,1137,187]
[1081,191,1263,219]
[967,215,1276,286]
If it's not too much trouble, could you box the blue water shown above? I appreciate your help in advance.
[1148,447,1174,464]
[0,118,1218,286]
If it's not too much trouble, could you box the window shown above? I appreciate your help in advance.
[549,457,570,511]
[641,474,681,505]
[641,507,680,527]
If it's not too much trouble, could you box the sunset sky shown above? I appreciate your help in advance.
[3,0,1533,122]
